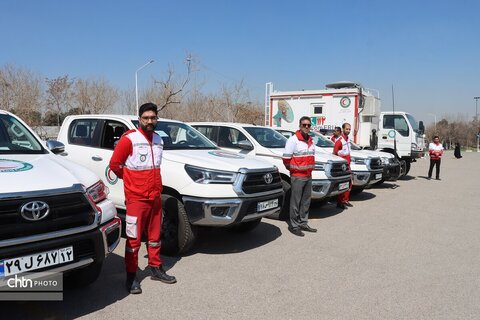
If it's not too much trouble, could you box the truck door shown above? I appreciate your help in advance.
[378,114,410,158]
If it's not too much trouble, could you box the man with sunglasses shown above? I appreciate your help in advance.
[282,116,317,236]
[110,102,176,294]
[333,123,352,209]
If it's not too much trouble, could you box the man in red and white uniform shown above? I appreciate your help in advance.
[428,135,444,180]
[110,102,176,294]
[331,126,342,143]
[282,116,317,237]
[333,123,352,209]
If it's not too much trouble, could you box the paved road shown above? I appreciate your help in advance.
[4,151,480,319]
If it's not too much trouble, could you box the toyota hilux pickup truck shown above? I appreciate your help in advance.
[57,115,284,255]
[190,122,352,220]
[0,110,121,287]
[277,129,383,194]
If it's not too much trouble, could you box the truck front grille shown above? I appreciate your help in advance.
[0,192,96,241]
[367,158,383,171]
[241,170,282,194]
[328,162,351,177]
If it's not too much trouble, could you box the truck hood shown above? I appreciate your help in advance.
[360,150,394,159]
[315,146,372,159]
[163,149,276,172]
[0,154,99,194]
[262,147,346,164]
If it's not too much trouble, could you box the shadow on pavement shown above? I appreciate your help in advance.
[370,182,400,190]
[309,201,344,219]
[399,175,416,181]
[350,191,376,202]
[417,175,431,180]
[2,253,130,319]
[185,221,281,256]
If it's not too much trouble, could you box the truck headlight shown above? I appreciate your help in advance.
[185,165,237,184]
[411,143,418,150]
[351,157,366,164]
[86,180,109,203]
[314,162,326,170]
[381,157,389,165]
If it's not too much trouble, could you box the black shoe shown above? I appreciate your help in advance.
[288,227,305,237]
[150,266,177,284]
[126,272,142,294]
[427,177,432,180]
[436,177,441,180]
[336,203,347,209]
[300,225,317,233]
[344,201,353,207]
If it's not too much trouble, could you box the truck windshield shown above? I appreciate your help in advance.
[310,132,335,148]
[244,127,287,148]
[132,120,217,150]
[405,113,419,133]
[0,114,45,154]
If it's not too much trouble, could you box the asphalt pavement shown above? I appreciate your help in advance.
[3,151,480,319]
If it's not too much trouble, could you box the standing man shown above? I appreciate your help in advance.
[110,102,176,295]
[428,135,444,180]
[282,116,317,237]
[333,123,352,209]
[331,126,342,143]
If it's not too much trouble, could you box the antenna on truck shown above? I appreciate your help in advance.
[391,85,397,156]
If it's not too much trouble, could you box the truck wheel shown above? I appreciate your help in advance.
[232,218,262,232]
[267,180,290,221]
[67,262,103,287]
[405,161,411,175]
[161,194,197,256]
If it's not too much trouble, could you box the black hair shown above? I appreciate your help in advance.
[138,102,158,117]
[342,122,351,129]
[334,126,341,132]
[433,135,439,139]
[299,116,311,125]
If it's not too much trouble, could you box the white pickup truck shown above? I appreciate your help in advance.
[57,115,284,255]
[189,122,352,220]
[0,110,121,287]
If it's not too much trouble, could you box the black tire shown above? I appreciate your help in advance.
[161,194,197,256]
[231,218,262,232]
[267,179,290,221]
[67,262,103,287]
[405,161,411,175]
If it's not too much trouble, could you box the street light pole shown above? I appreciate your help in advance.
[135,60,155,115]
[428,113,437,131]
[475,97,480,152]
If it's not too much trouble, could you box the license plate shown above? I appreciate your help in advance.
[338,182,349,191]
[257,199,279,212]
[375,173,382,180]
[0,246,74,278]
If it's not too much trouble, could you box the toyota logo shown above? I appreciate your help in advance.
[20,201,50,221]
[341,164,347,171]
[263,173,274,184]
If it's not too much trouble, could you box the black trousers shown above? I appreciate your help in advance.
[428,159,441,178]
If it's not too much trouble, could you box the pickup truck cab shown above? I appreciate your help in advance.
[0,110,121,286]
[190,122,352,219]
[277,129,383,192]
[57,115,284,254]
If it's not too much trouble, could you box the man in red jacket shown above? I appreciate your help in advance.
[428,135,444,180]
[282,116,317,237]
[333,123,352,209]
[110,102,176,294]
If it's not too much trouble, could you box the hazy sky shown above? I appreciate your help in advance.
[1,0,479,125]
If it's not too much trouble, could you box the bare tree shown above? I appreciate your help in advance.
[0,64,43,125]
[45,75,73,126]
[73,77,118,114]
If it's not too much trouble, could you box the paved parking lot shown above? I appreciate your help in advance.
[4,151,480,319]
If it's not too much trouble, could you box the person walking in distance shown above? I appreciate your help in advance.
[282,116,317,237]
[333,123,352,209]
[428,135,444,180]
[110,102,176,294]
[331,126,342,143]
[454,142,462,159]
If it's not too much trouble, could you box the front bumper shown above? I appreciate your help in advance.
[311,175,352,200]
[183,191,284,226]
[382,162,401,181]
[352,169,383,187]
[0,217,121,278]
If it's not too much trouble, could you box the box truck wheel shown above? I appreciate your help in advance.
[404,161,411,175]
[161,194,197,256]
[267,179,290,221]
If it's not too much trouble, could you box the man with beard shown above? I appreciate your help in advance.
[333,123,352,209]
[110,102,176,294]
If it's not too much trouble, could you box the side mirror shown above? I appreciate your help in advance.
[46,140,65,155]
[419,121,425,134]
[236,140,254,150]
